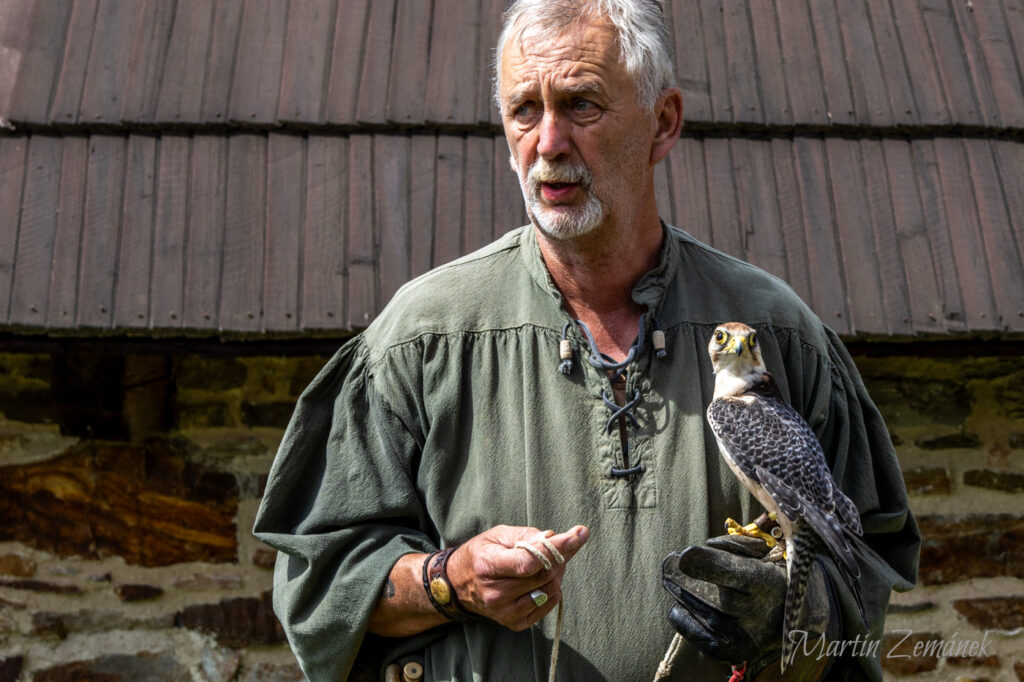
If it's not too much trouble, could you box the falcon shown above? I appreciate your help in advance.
[705,322,867,672]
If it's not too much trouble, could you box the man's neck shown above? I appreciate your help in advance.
[536,212,664,361]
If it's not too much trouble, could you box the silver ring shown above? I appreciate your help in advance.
[529,589,548,607]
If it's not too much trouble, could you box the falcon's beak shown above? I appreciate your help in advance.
[728,336,745,357]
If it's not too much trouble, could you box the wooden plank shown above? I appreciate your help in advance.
[112,135,157,329]
[433,135,464,267]
[386,0,432,125]
[701,0,732,122]
[769,138,812,305]
[78,0,145,125]
[990,141,1024,275]
[775,1,829,125]
[492,135,527,237]
[963,139,1024,332]
[347,135,376,328]
[792,136,849,332]
[324,0,370,125]
[836,0,892,127]
[154,0,215,124]
[666,0,711,122]
[9,136,62,326]
[425,0,480,125]
[219,134,265,331]
[5,0,73,123]
[881,139,945,333]
[807,1,855,125]
[119,0,176,123]
[478,1,503,127]
[0,137,27,323]
[932,138,997,329]
[721,0,762,124]
[963,1,1024,128]
[748,1,790,126]
[0,0,36,116]
[149,135,191,330]
[48,0,99,125]
[1005,0,1024,118]
[703,136,742,258]
[375,135,411,305]
[302,135,347,329]
[730,138,786,282]
[860,140,915,336]
[911,139,965,330]
[919,0,981,124]
[77,135,126,328]
[950,0,1003,127]
[666,136,711,245]
[890,0,949,125]
[409,135,437,279]
[824,138,888,334]
[264,134,304,331]
[354,0,397,125]
[278,0,336,125]
[183,136,228,330]
[199,0,244,124]
[228,0,288,126]
[864,0,918,126]
[463,135,493,255]
[46,137,89,328]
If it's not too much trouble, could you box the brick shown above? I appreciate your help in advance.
[115,583,164,602]
[177,591,285,648]
[175,358,248,391]
[240,401,295,429]
[917,515,1024,585]
[0,439,238,567]
[963,469,1024,492]
[946,654,999,667]
[915,432,981,450]
[0,578,80,594]
[33,653,188,682]
[881,631,941,674]
[902,467,951,495]
[0,657,23,682]
[887,601,937,614]
[0,553,35,577]
[953,597,1024,631]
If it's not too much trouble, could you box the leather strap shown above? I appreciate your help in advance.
[422,547,473,621]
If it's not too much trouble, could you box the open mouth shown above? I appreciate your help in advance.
[540,182,579,201]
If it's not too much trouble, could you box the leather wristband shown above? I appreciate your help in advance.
[422,547,473,622]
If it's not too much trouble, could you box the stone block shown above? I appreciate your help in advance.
[0,578,80,594]
[252,548,277,569]
[963,469,1024,493]
[0,439,238,566]
[115,583,164,602]
[881,631,941,675]
[199,647,241,682]
[915,432,981,450]
[175,357,248,391]
[240,401,295,429]
[33,653,189,682]
[953,597,1024,631]
[917,514,1024,585]
[862,375,973,427]
[0,657,23,682]
[176,401,233,429]
[0,387,54,423]
[172,573,243,591]
[946,654,999,667]
[177,591,285,648]
[902,467,951,495]
[0,553,35,577]
[887,601,937,614]
[31,609,174,637]
[1010,433,1024,449]
[1015,660,1024,680]
[994,371,1024,419]
[236,662,306,682]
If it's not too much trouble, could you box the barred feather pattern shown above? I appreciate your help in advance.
[781,525,819,673]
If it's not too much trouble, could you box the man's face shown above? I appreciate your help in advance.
[499,18,655,240]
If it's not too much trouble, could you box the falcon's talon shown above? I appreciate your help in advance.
[725,517,778,548]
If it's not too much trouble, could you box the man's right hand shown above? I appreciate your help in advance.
[367,524,589,638]
[448,525,589,630]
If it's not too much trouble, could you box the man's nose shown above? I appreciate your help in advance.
[536,111,571,160]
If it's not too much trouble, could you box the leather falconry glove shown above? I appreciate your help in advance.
[662,534,843,680]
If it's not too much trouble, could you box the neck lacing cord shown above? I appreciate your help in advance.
[557,313,667,478]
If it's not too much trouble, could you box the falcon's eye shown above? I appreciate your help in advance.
[748,332,757,347]
[714,330,727,345]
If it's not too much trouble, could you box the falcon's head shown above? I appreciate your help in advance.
[708,322,767,398]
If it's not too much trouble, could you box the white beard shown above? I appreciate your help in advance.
[518,157,605,239]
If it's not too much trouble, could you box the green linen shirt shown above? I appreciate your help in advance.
[253,224,919,681]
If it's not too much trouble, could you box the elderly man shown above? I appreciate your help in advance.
[254,0,919,680]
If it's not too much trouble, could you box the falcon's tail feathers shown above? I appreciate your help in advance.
[781,529,817,674]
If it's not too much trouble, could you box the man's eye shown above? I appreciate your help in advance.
[512,103,535,120]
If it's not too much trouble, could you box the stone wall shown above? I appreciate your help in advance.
[0,346,1022,681]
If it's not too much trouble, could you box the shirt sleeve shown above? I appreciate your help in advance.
[787,326,921,680]
[252,336,436,681]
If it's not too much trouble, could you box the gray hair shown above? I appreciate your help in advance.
[493,0,676,112]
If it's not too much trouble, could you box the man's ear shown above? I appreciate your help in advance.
[650,88,684,166]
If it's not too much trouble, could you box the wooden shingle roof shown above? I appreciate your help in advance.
[1,0,1022,339]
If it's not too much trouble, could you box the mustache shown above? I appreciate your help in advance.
[526,159,594,194]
